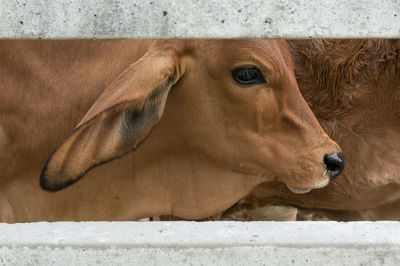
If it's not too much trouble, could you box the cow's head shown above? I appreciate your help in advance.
[40,40,344,199]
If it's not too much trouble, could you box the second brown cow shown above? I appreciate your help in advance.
[219,39,400,221]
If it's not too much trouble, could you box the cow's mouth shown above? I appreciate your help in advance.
[286,176,330,194]
[286,186,311,194]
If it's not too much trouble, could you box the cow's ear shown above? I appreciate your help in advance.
[40,48,180,191]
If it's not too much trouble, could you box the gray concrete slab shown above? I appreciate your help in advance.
[0,221,399,265]
[1,0,399,39]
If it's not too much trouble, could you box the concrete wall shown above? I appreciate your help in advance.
[1,221,399,265]
[1,0,399,39]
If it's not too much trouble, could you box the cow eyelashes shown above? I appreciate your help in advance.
[231,66,266,85]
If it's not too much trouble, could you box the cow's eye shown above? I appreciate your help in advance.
[232,66,266,85]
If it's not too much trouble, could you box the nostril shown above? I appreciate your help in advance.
[323,152,345,180]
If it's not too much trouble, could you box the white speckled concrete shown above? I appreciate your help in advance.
[0,222,399,265]
[1,0,399,39]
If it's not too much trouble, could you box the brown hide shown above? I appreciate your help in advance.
[225,40,400,221]
[0,40,340,222]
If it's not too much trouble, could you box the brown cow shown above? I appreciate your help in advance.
[218,39,400,221]
[0,40,343,222]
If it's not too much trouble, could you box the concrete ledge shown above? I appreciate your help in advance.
[1,0,400,39]
[0,222,399,265]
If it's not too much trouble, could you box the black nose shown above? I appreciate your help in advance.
[323,152,345,180]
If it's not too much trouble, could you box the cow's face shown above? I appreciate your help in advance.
[40,40,344,196]
[166,40,344,194]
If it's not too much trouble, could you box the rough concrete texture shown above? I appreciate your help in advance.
[0,221,399,265]
[1,0,399,39]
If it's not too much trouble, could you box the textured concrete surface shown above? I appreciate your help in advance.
[0,221,399,265]
[1,0,399,39]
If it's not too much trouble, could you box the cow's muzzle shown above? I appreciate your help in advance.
[323,152,345,180]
